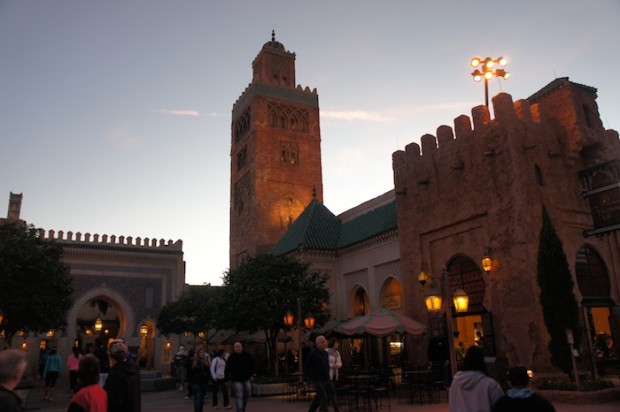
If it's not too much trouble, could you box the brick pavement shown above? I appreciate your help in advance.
[18,375,620,412]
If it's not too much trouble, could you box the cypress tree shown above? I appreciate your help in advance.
[536,207,581,374]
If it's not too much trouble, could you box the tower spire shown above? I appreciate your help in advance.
[271,29,275,42]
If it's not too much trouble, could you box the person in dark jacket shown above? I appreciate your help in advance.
[225,342,255,412]
[0,349,27,412]
[187,346,211,412]
[103,339,141,412]
[493,365,555,412]
[305,335,330,412]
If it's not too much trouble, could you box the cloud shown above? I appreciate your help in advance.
[321,109,391,123]
[321,102,474,124]
[152,109,200,117]
[105,126,142,148]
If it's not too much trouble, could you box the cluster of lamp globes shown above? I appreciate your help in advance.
[470,56,510,82]
[418,253,493,314]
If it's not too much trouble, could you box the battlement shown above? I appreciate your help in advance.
[393,78,612,171]
[38,228,183,251]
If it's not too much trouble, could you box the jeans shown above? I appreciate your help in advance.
[309,379,329,412]
[191,382,207,412]
[232,380,251,412]
[212,378,229,407]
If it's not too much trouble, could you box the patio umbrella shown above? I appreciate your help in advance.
[334,308,426,337]
[306,319,343,339]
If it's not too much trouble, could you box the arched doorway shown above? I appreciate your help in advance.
[348,286,370,367]
[351,286,370,317]
[380,277,405,364]
[447,255,494,366]
[575,245,617,375]
[75,298,121,354]
[139,320,156,370]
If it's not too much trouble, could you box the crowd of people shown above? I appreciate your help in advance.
[0,334,578,412]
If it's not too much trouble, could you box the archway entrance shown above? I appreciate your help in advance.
[575,245,617,376]
[75,298,121,354]
[446,255,494,371]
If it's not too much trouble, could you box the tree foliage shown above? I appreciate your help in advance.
[0,222,73,348]
[218,254,330,373]
[156,285,220,342]
[536,207,581,374]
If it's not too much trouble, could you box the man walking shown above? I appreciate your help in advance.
[305,335,330,412]
[210,349,230,409]
[225,342,255,412]
[0,349,28,412]
[104,339,141,412]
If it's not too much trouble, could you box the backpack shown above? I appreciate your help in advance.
[174,353,187,367]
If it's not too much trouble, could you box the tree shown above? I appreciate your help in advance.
[218,254,330,375]
[156,285,220,345]
[536,207,581,374]
[0,222,73,348]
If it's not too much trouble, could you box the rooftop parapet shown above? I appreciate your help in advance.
[393,91,542,168]
[38,229,182,250]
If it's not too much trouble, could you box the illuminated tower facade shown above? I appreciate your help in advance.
[229,32,323,268]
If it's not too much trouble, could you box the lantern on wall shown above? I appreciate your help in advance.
[452,289,469,313]
[94,317,103,332]
[139,323,148,338]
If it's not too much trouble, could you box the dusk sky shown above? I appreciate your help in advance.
[1,1,618,286]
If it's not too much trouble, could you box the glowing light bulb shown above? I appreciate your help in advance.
[470,57,481,67]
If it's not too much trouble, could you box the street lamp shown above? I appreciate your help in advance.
[470,56,510,107]
[283,298,315,377]
[419,266,469,376]
[94,317,103,332]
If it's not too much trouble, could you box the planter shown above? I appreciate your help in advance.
[539,386,620,404]
[251,382,290,397]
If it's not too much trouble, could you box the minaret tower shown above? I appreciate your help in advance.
[229,31,323,268]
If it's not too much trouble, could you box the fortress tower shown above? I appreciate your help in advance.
[229,32,323,268]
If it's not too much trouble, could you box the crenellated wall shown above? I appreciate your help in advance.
[37,228,183,250]
[392,78,620,372]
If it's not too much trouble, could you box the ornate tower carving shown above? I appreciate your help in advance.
[229,32,323,268]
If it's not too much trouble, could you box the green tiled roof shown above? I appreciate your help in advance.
[337,201,397,248]
[271,198,397,255]
[271,199,341,255]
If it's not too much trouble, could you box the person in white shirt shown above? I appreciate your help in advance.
[326,338,342,412]
[210,349,230,409]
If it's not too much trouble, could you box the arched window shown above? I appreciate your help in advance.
[447,255,485,312]
[576,245,610,302]
[535,165,544,186]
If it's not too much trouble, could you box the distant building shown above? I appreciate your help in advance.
[1,194,185,374]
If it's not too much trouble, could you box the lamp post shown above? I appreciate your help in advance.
[419,266,469,377]
[470,56,510,107]
[283,298,315,378]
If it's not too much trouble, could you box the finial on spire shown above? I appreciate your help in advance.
[312,185,317,199]
[271,29,275,42]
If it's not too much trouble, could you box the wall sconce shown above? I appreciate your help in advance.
[139,323,148,337]
[418,265,430,286]
[165,340,171,350]
[46,329,55,337]
[20,340,28,350]
[481,248,493,272]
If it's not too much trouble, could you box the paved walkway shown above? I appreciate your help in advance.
[18,375,620,412]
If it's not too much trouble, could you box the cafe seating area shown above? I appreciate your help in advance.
[283,365,448,411]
